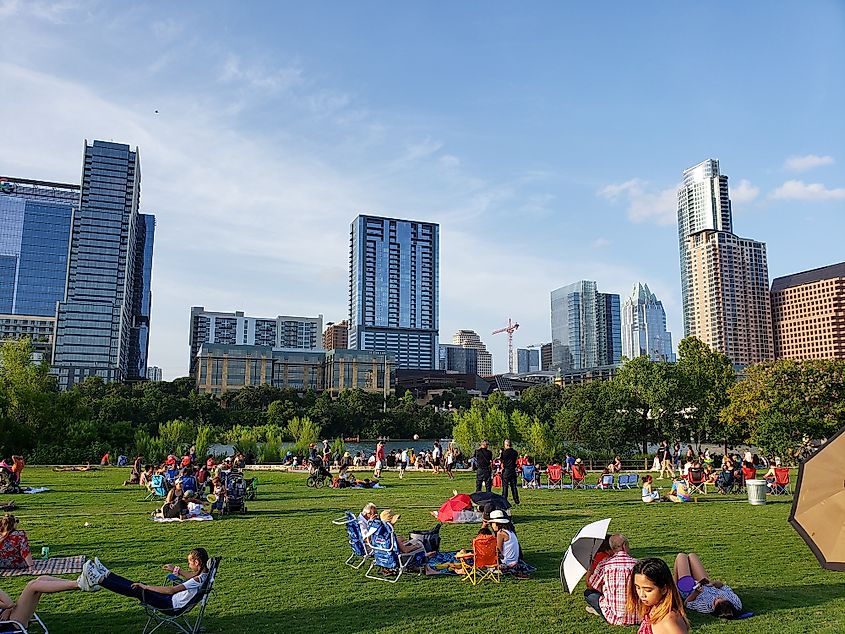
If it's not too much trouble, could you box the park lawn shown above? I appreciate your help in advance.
[3,467,843,633]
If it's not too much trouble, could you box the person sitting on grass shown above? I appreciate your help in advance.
[641,476,661,503]
[668,479,691,503]
[0,549,210,625]
[0,514,34,569]
[628,557,689,634]
[673,553,743,619]
[584,533,638,625]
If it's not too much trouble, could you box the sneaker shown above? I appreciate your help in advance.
[585,606,600,616]
[82,559,105,587]
[77,570,101,592]
[93,557,110,578]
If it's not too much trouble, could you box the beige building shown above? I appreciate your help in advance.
[322,320,349,350]
[771,262,845,360]
[686,230,773,365]
[451,329,493,375]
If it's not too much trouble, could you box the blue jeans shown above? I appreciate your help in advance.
[101,572,175,612]
[584,590,605,620]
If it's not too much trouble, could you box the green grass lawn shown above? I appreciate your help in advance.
[3,467,843,633]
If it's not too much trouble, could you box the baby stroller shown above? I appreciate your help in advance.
[221,472,248,514]
[0,464,20,495]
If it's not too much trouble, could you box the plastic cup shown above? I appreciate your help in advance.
[41,546,49,559]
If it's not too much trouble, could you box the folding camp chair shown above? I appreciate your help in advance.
[686,467,707,495]
[521,465,539,488]
[364,520,425,583]
[0,613,49,633]
[546,464,564,490]
[144,474,169,501]
[617,473,639,489]
[739,466,757,493]
[769,467,791,495]
[332,511,372,569]
[571,465,588,490]
[459,534,501,585]
[597,473,615,490]
[141,556,221,634]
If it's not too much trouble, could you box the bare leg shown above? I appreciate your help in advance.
[687,553,708,581]
[9,576,78,625]
[674,553,691,582]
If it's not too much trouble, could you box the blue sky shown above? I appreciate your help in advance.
[1,1,844,378]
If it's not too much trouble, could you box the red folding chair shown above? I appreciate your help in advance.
[770,467,791,494]
[546,464,564,489]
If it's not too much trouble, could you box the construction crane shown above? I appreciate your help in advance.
[492,318,520,374]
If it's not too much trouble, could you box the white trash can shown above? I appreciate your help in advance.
[746,479,767,505]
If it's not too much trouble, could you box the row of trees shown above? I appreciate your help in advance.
[1,337,844,463]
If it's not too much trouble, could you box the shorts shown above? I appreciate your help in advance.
[375,461,382,470]
[677,575,695,600]
[433,458,441,466]
[400,461,407,469]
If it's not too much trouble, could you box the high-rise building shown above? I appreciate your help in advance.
[188,307,322,378]
[451,329,493,375]
[0,177,78,361]
[146,365,163,382]
[677,159,772,365]
[323,319,349,350]
[439,343,478,374]
[771,262,845,360]
[348,215,439,369]
[512,348,540,373]
[550,280,621,371]
[540,342,553,371]
[52,141,155,388]
[621,283,675,362]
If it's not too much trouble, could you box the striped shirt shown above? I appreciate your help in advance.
[588,551,639,625]
[685,584,742,613]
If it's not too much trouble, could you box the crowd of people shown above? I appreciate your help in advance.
[585,533,746,633]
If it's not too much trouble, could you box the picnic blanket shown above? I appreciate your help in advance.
[424,550,536,577]
[0,555,85,577]
[152,512,214,522]
[23,487,49,494]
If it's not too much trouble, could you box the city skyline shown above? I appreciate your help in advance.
[1,3,844,378]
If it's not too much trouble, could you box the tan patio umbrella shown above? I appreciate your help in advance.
[789,425,845,571]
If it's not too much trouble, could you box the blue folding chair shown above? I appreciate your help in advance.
[144,474,169,501]
[364,520,425,583]
[332,511,372,569]
[597,473,615,489]
[617,473,639,489]
[141,556,221,634]
[521,464,539,488]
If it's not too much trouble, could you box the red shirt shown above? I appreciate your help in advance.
[376,445,385,461]
[0,530,31,568]
[637,612,652,634]
[588,551,639,625]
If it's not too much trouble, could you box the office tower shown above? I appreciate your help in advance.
[678,159,772,365]
[348,215,439,369]
[452,329,493,375]
[512,347,540,373]
[323,319,349,350]
[128,213,155,380]
[52,141,155,388]
[188,307,323,378]
[438,343,478,374]
[540,342,552,371]
[771,262,845,360]
[550,280,621,371]
[146,365,163,382]
[0,177,77,361]
[621,283,675,362]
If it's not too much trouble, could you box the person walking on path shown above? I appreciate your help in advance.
[474,440,493,493]
[500,439,520,505]
[658,440,675,480]
[373,441,385,478]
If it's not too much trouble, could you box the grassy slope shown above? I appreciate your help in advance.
[3,467,843,633]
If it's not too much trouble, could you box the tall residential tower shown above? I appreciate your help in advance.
[348,215,439,369]
[677,159,772,365]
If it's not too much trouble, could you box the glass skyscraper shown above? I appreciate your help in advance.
[348,215,439,369]
[621,283,675,362]
[52,140,155,388]
[550,280,621,371]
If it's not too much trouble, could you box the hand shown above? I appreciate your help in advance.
[712,579,724,588]
[162,564,173,571]
[131,583,146,590]
[698,577,710,586]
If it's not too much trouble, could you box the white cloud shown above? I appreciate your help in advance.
[218,54,303,92]
[598,178,678,225]
[771,180,845,201]
[731,179,760,204]
[591,238,611,248]
[783,154,834,172]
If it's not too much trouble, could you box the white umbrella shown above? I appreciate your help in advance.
[559,517,612,594]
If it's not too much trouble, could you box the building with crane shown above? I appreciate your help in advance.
[492,318,520,374]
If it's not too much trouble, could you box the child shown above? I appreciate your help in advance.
[641,475,661,503]
[668,478,691,503]
[628,558,689,634]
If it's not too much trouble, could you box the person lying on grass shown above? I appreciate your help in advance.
[673,552,743,619]
[0,548,210,625]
